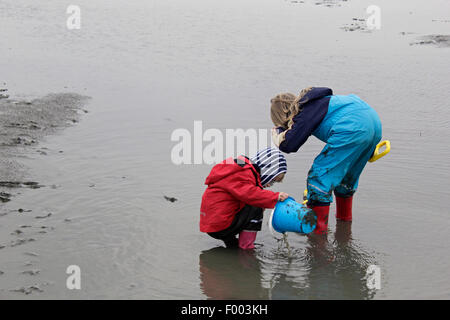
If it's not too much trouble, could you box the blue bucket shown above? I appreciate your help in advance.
[269,197,317,234]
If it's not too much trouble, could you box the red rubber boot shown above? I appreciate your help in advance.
[336,195,353,221]
[309,205,330,235]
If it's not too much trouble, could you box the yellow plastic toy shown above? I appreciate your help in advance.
[369,140,391,163]
[303,189,308,205]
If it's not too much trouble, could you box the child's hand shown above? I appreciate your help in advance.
[278,192,289,201]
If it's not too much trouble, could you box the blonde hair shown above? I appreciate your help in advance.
[270,87,313,130]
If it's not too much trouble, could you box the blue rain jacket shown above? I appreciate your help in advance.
[278,88,382,204]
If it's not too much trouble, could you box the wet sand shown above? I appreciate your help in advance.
[0,92,89,297]
[1,0,450,299]
[0,92,89,203]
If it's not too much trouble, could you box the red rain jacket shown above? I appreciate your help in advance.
[200,156,279,233]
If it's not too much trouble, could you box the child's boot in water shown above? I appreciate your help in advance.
[223,236,239,248]
[336,195,353,221]
[238,231,257,250]
[309,205,330,235]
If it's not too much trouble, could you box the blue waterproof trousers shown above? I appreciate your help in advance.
[307,94,382,204]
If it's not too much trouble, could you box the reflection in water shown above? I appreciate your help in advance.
[199,222,378,299]
[199,247,269,299]
[277,221,378,300]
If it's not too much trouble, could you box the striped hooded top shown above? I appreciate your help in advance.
[250,147,287,187]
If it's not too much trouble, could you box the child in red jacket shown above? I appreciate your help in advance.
[200,147,289,249]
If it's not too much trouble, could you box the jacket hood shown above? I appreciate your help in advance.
[204,156,260,186]
[250,147,287,186]
[299,87,333,105]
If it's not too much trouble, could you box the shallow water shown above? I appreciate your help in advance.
[1,0,450,299]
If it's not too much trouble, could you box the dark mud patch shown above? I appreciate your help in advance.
[313,0,349,8]
[0,90,90,204]
[303,209,318,229]
[9,238,36,247]
[10,284,47,295]
[0,91,90,150]
[410,35,450,48]
[0,181,44,189]
[0,88,9,99]
[11,229,24,235]
[286,0,348,7]
[21,269,40,276]
[163,195,178,203]
[18,208,32,213]
[0,191,12,203]
[341,18,371,33]
[35,213,52,219]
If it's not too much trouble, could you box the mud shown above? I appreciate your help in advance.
[10,284,48,295]
[21,270,40,276]
[0,92,89,148]
[0,90,89,296]
[0,91,90,205]
[302,209,317,228]
[314,0,348,8]
[287,0,348,8]
[410,35,450,48]
[341,18,370,33]
[0,192,12,203]
[164,195,178,203]
[0,181,43,188]
[35,213,52,219]
[9,238,36,247]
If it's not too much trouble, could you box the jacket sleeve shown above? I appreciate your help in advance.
[224,173,279,209]
[278,102,327,153]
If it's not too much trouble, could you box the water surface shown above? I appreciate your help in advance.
[0,0,449,299]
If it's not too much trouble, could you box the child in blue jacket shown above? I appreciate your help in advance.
[270,87,382,235]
